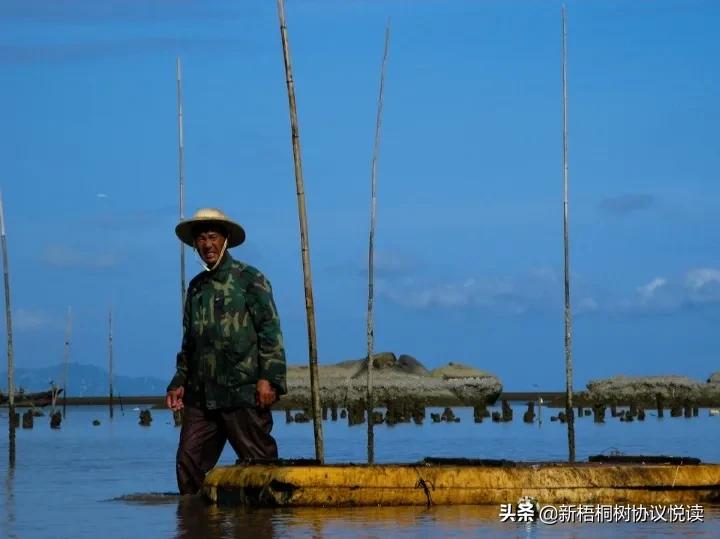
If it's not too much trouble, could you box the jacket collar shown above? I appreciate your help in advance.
[206,252,234,282]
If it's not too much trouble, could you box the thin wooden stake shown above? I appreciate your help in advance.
[276,0,324,462]
[176,56,187,316]
[561,4,576,463]
[0,191,15,466]
[50,383,60,415]
[366,22,391,465]
[62,307,72,418]
[108,308,114,419]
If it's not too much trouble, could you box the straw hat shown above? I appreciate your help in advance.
[175,208,246,248]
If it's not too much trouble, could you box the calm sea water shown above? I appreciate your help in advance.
[1,404,718,538]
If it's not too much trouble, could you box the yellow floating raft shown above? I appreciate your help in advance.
[203,459,720,507]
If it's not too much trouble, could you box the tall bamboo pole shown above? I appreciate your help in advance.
[276,0,324,462]
[0,191,15,466]
[561,4,576,463]
[176,56,187,315]
[366,22,391,465]
[62,307,72,418]
[108,308,114,419]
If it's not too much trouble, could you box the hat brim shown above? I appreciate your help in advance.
[175,217,246,248]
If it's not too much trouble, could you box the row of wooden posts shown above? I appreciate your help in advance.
[8,409,62,430]
[7,399,709,433]
[281,401,710,427]
[10,407,153,430]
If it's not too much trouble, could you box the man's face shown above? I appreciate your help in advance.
[193,227,227,266]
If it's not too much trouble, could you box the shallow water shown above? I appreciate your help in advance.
[1,404,719,538]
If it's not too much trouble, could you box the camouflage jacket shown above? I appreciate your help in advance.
[167,254,287,409]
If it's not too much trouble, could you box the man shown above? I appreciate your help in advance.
[167,208,286,495]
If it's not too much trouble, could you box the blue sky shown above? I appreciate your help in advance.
[1,0,719,390]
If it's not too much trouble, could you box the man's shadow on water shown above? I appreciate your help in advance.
[174,495,275,539]
[111,492,276,539]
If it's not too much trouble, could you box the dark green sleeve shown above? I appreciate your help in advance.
[167,294,192,391]
[246,272,287,395]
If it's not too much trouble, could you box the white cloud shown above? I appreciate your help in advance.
[374,250,414,276]
[378,268,569,315]
[637,277,668,302]
[613,267,720,313]
[41,244,118,269]
[684,268,720,304]
[13,308,61,331]
[576,297,599,314]
[379,265,720,316]
[685,268,720,291]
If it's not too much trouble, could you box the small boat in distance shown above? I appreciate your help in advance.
[0,388,63,407]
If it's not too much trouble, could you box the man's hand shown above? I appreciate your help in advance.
[166,386,185,412]
[256,379,277,409]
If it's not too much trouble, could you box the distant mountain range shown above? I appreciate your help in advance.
[0,363,167,396]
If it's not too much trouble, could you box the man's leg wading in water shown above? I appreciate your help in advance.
[176,405,278,495]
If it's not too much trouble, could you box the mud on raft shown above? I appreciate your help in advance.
[202,457,720,507]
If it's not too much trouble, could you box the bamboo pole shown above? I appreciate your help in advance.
[366,22,391,465]
[62,307,72,418]
[561,4,576,463]
[276,0,324,462]
[108,308,114,419]
[176,56,187,315]
[50,383,60,415]
[0,191,15,466]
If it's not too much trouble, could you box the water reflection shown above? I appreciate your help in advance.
[171,502,505,539]
[170,501,720,539]
[3,406,720,538]
[174,497,274,539]
[3,465,17,539]
[273,505,503,537]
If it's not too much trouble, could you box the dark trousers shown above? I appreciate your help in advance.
[176,405,278,495]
